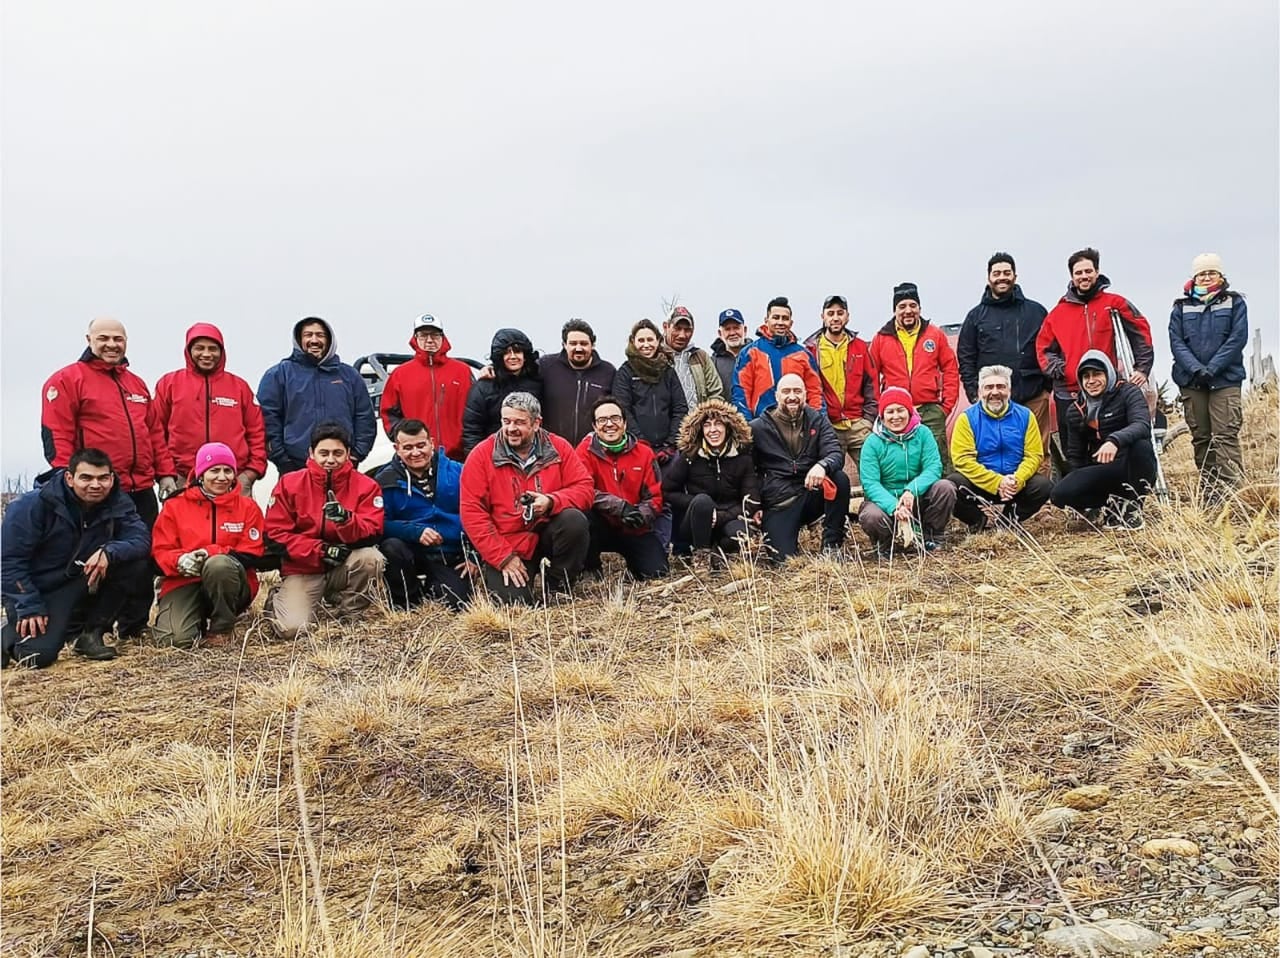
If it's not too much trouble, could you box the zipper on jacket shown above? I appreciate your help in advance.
[210,500,218,545]
[112,370,141,480]
[204,377,212,443]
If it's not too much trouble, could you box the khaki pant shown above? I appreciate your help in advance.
[1180,385,1243,494]
[270,547,386,639]
[834,418,873,490]
[917,403,952,472]
[153,555,252,647]
[1023,391,1052,476]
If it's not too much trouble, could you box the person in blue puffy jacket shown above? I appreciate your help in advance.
[1169,253,1248,499]
[257,317,377,474]
[375,418,475,610]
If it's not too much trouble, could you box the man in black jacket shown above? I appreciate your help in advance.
[957,253,1050,470]
[710,308,752,396]
[537,319,617,443]
[750,373,850,561]
[1,448,152,668]
[1050,351,1157,529]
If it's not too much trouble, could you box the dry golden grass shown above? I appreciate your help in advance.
[2,390,1277,956]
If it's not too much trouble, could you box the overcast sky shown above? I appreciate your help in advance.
[3,0,1277,479]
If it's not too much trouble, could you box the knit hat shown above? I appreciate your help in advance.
[879,386,916,418]
[413,313,444,333]
[194,442,237,478]
[1191,253,1224,276]
[892,283,921,308]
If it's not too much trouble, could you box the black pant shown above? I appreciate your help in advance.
[680,494,748,552]
[119,488,159,636]
[760,471,851,561]
[481,509,590,605]
[1053,396,1075,475]
[586,514,669,580]
[948,472,1053,526]
[2,558,149,668]
[1051,440,1157,512]
[380,538,473,611]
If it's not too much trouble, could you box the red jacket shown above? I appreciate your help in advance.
[802,329,878,423]
[1036,277,1154,397]
[265,460,385,575]
[151,484,266,600]
[41,351,175,493]
[460,429,594,568]
[869,319,960,413]
[379,335,474,459]
[153,323,268,479]
[575,434,663,535]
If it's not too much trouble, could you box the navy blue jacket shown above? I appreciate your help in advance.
[257,318,377,473]
[957,285,1049,404]
[374,451,465,561]
[1,473,151,618]
[1169,287,1249,390]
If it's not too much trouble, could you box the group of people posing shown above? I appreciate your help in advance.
[2,247,1251,668]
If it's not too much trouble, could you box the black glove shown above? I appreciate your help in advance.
[1192,369,1212,389]
[322,498,350,524]
[321,543,351,568]
[621,505,647,529]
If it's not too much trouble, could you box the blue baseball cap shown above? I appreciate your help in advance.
[718,308,745,326]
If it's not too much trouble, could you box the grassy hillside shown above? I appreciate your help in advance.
[3,393,1277,957]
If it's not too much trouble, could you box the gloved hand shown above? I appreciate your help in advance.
[177,549,209,576]
[321,543,351,568]
[158,476,179,500]
[322,496,350,525]
[620,505,647,529]
[1192,369,1212,389]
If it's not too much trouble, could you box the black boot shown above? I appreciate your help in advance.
[72,629,118,661]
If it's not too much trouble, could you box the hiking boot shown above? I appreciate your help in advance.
[199,630,232,648]
[923,538,942,553]
[72,629,118,661]
[1105,501,1145,531]
[966,517,989,535]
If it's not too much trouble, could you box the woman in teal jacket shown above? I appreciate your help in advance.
[857,386,957,555]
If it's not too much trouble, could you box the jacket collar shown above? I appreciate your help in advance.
[980,284,1027,307]
[491,429,560,472]
[78,347,130,372]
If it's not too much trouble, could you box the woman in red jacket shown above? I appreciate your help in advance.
[151,442,266,648]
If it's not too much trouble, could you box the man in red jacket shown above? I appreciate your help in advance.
[575,397,669,580]
[154,323,267,497]
[870,283,960,471]
[264,422,386,639]
[460,392,593,605]
[803,294,878,487]
[379,314,474,459]
[1035,247,1154,458]
[150,442,266,647]
[41,317,178,638]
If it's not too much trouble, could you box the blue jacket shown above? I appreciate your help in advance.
[375,451,465,561]
[1169,287,1248,390]
[1,472,151,618]
[960,401,1035,476]
[257,317,378,473]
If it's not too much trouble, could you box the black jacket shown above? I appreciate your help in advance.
[1063,382,1151,470]
[612,362,688,452]
[749,406,844,509]
[462,329,543,454]
[662,447,760,518]
[1,472,151,618]
[710,336,752,396]
[957,285,1048,404]
[538,351,617,444]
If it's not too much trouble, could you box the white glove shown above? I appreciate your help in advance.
[177,549,209,577]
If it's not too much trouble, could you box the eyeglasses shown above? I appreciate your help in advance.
[594,415,624,425]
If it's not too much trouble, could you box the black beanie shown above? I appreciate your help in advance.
[892,283,921,308]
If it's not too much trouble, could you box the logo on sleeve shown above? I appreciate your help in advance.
[373,496,384,509]
[249,527,261,541]
[46,387,59,401]
[923,340,936,353]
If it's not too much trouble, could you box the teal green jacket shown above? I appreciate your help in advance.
[858,417,944,514]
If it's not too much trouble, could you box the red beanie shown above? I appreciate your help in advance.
[879,386,916,418]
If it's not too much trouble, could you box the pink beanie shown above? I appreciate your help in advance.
[194,442,238,478]
[878,386,917,418]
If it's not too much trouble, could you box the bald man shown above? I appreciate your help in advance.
[41,317,175,638]
[749,372,850,561]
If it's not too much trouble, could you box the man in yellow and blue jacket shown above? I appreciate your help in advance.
[946,364,1052,532]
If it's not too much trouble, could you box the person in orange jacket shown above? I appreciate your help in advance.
[153,323,268,497]
[378,313,474,459]
[730,296,824,418]
[869,283,960,471]
[151,442,267,648]
[264,422,386,638]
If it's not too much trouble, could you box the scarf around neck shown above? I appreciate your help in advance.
[626,344,672,384]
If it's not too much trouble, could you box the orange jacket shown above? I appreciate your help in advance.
[730,326,824,418]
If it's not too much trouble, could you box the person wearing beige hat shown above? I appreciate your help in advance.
[1169,253,1249,500]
